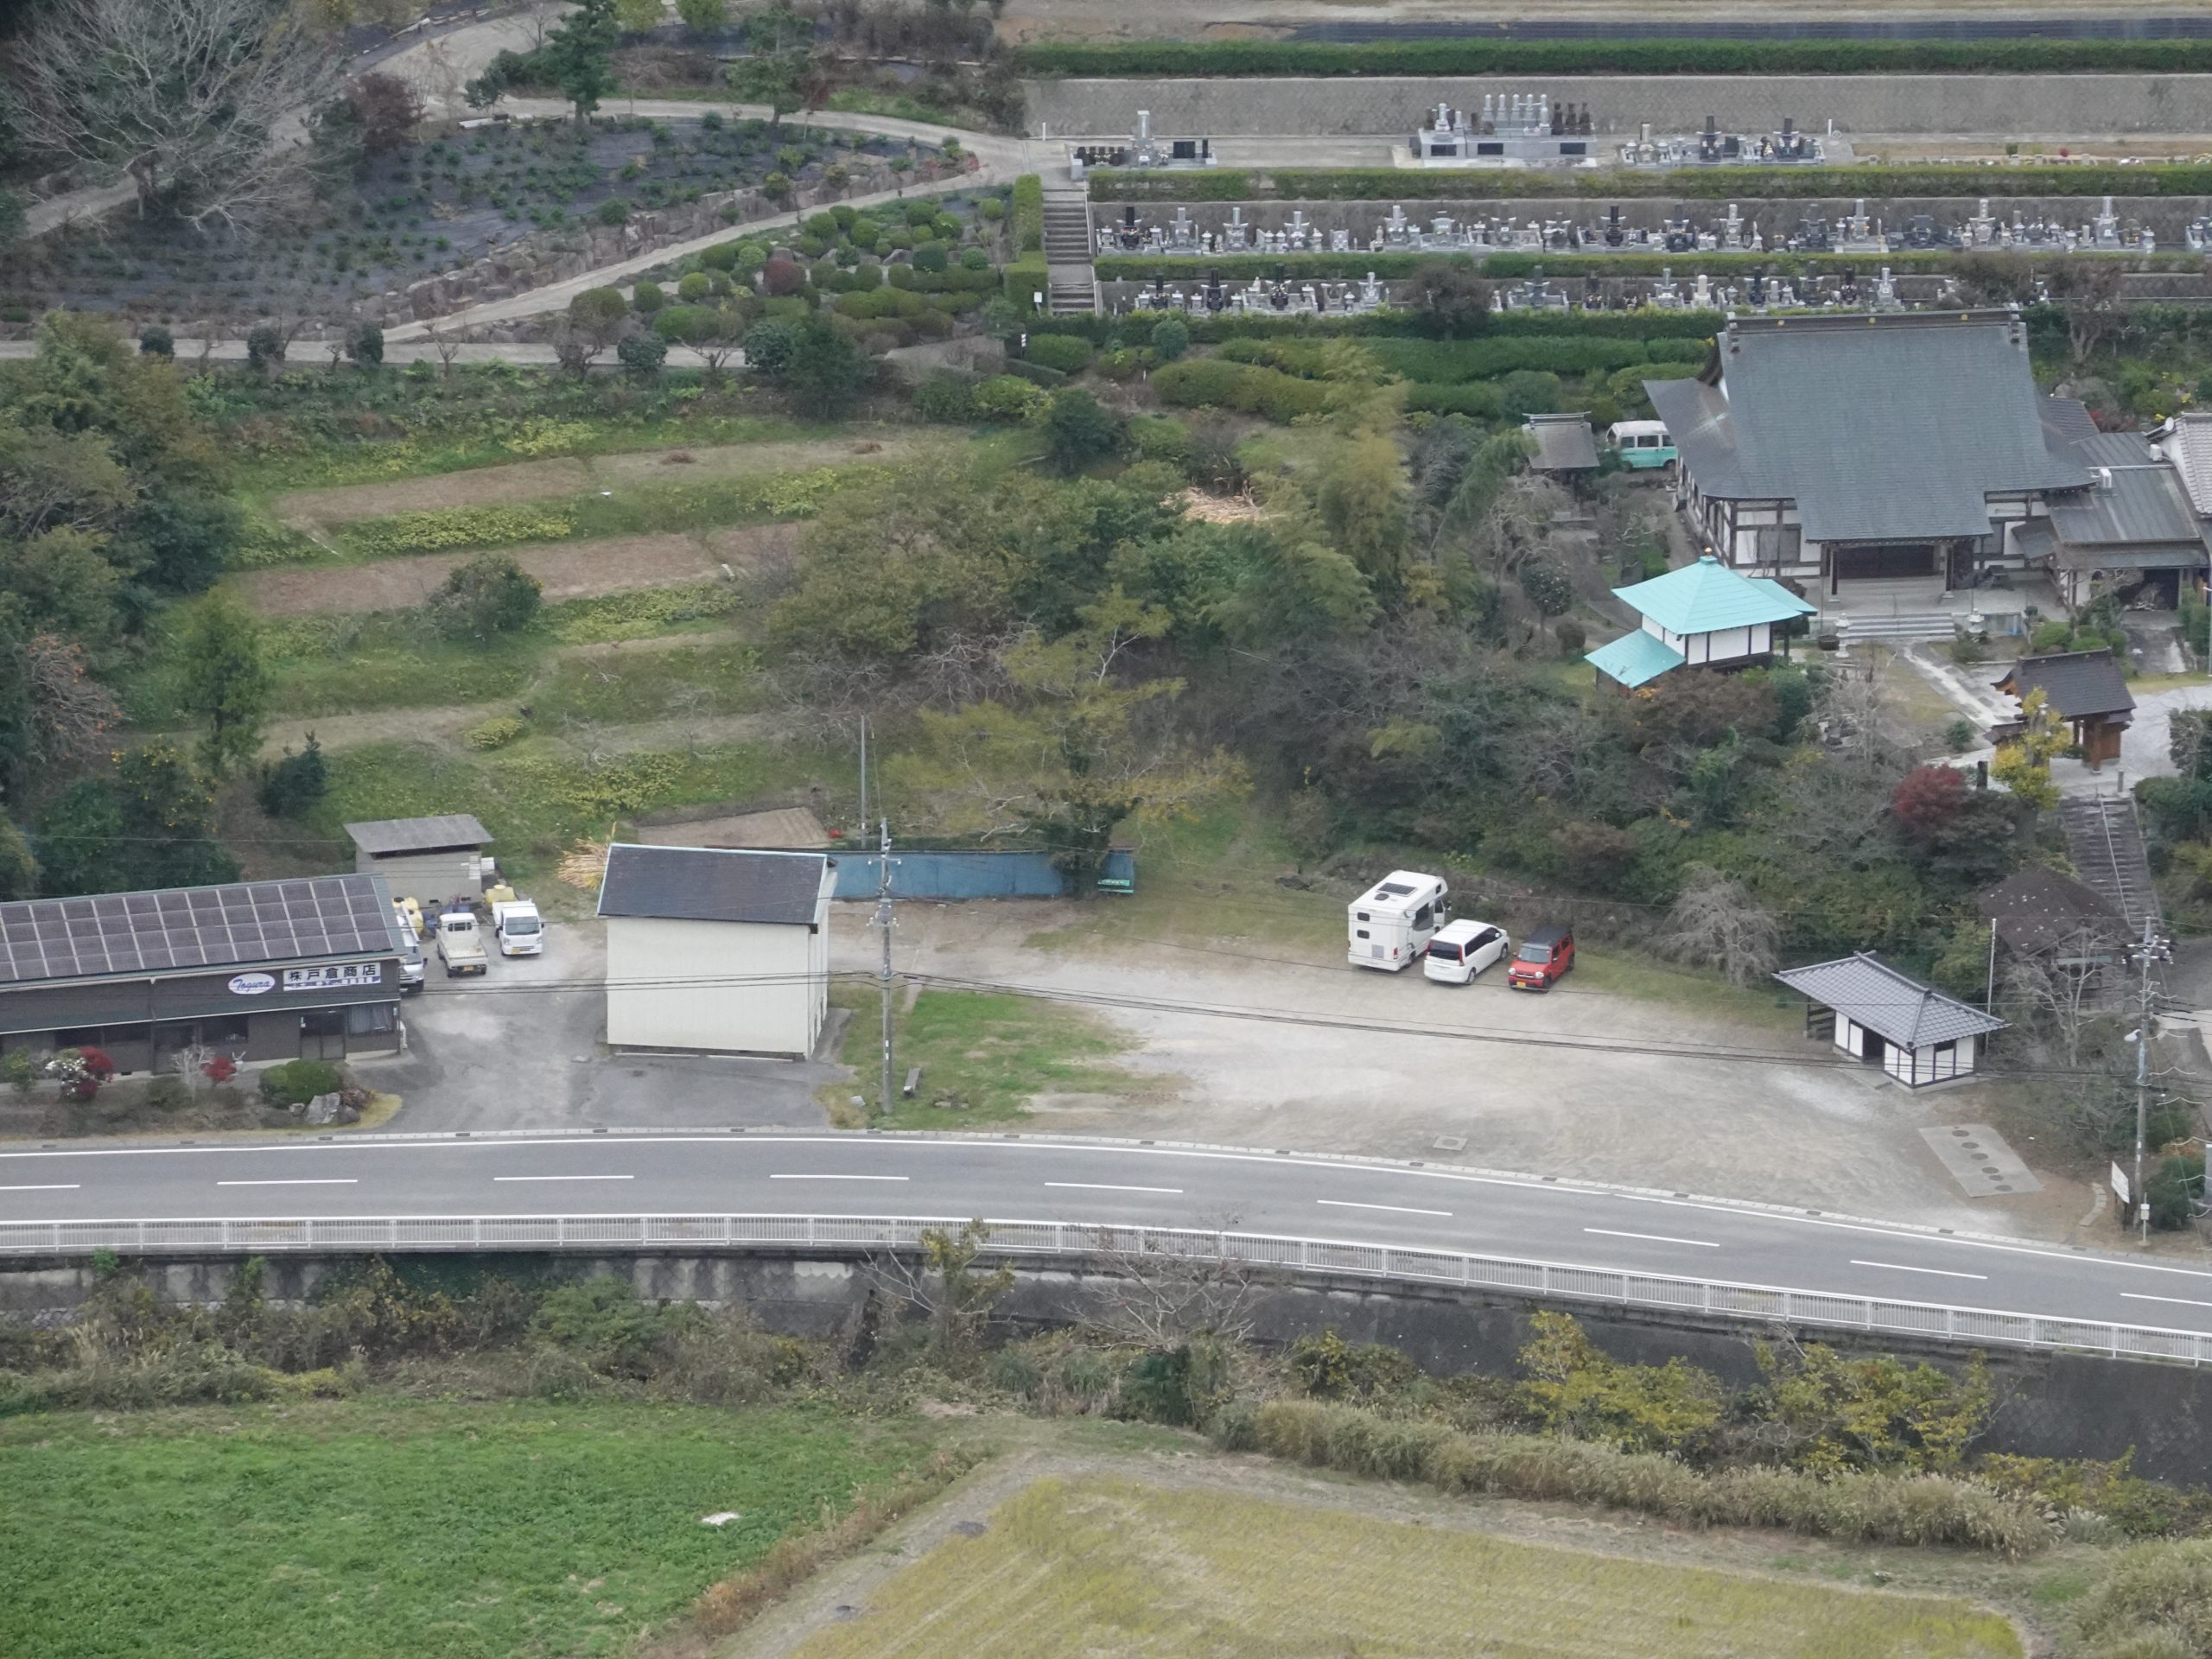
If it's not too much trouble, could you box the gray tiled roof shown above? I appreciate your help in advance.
[1994,650,2135,721]
[596,844,830,925]
[0,874,393,988]
[2160,411,2212,516]
[345,815,493,856]
[1523,413,1599,472]
[1646,314,2088,543]
[2039,431,2209,556]
[1774,953,2008,1048]
[1977,867,2128,958]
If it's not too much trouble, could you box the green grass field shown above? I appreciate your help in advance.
[826,986,1154,1128]
[0,1401,935,1659]
[794,1477,2025,1659]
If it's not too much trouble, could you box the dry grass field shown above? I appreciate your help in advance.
[789,1476,2024,1659]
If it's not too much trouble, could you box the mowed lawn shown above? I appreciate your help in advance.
[794,1478,2025,1659]
[0,1401,934,1659]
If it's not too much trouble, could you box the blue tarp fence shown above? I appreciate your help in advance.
[827,848,1135,900]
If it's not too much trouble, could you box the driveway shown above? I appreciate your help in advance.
[378,916,834,1133]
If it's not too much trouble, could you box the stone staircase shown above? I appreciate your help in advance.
[1821,576,1971,645]
[1041,190,1097,317]
[1830,611,1960,645]
[2060,794,2163,936]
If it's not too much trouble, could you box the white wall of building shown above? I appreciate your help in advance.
[605,915,825,1057]
[1828,1014,1976,1086]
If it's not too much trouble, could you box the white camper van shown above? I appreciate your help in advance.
[1347,871,1451,971]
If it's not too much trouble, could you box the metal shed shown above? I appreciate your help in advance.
[345,815,493,902]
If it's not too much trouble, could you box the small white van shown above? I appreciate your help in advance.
[1347,871,1451,971]
[1423,919,1510,985]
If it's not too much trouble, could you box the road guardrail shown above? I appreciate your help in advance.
[2,1212,2201,1364]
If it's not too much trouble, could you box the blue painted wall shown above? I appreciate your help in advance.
[828,849,1135,900]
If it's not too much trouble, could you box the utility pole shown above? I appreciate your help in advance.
[1984,917,1998,1014]
[2132,915,2173,1244]
[874,817,894,1116]
[857,715,868,843]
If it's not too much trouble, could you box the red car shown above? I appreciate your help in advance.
[1507,925,1575,992]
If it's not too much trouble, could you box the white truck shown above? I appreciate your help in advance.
[435,909,489,977]
[493,895,543,957]
[1347,870,1451,971]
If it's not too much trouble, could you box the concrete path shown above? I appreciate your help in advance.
[0,337,736,368]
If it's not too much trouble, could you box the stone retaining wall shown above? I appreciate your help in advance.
[1027,74,2212,140]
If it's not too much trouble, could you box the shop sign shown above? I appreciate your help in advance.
[283,963,383,991]
[227,973,276,996]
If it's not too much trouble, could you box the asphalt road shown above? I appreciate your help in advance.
[5,1132,2210,1336]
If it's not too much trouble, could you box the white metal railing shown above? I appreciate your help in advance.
[3,1213,2205,1365]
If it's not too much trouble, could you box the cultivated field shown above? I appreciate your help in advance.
[791,1476,2025,1658]
[0,1401,933,1659]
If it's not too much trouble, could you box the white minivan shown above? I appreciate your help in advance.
[1423,918,1510,985]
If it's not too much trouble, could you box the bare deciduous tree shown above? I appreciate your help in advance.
[2002,927,2126,1069]
[170,1042,216,1096]
[12,0,349,234]
[1072,1218,1262,1349]
[25,632,122,771]
[860,1221,1014,1362]
[1653,865,1780,988]
[424,321,469,377]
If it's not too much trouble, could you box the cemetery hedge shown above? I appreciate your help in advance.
[1090,165,2212,202]
[1015,38,2212,77]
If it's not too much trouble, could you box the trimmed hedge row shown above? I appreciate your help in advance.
[1152,357,1332,420]
[1090,164,2212,202]
[1013,174,1045,253]
[1016,38,2212,77]
[1235,1399,2051,1558]
[1002,254,1048,309]
[1367,334,1709,381]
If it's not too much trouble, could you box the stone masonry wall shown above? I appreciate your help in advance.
[1027,74,2212,140]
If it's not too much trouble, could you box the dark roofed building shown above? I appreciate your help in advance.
[1976,868,2130,1003]
[1645,309,2088,609]
[1992,649,2134,769]
[1522,413,1599,475]
[1774,953,2005,1088]
[2012,426,2209,608]
[594,845,836,1058]
[346,814,493,900]
[0,874,405,1073]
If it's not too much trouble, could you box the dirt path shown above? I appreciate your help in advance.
[270,435,918,529]
[240,523,795,615]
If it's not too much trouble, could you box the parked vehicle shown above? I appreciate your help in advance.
[1507,924,1575,992]
[1606,420,1677,470]
[1347,870,1450,971]
[392,894,426,939]
[435,909,488,977]
[396,934,426,992]
[1424,919,1510,985]
[493,894,543,957]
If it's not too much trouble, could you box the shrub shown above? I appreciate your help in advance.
[50,1046,115,1103]
[595,198,629,226]
[145,1075,192,1113]
[1011,174,1043,251]
[464,715,528,750]
[742,317,798,375]
[1149,316,1191,361]
[631,280,666,315]
[258,1058,344,1108]
[1518,559,1574,617]
[1043,388,1121,474]
[256,735,327,818]
[137,324,174,357]
[912,370,981,423]
[701,242,739,271]
[1153,358,1330,423]
[1554,618,1586,656]
[245,323,286,372]
[617,330,669,378]
[429,552,543,641]
[975,373,1048,423]
[677,271,710,302]
[1128,414,1189,467]
[1025,333,1094,373]
[345,322,384,367]
[761,254,804,296]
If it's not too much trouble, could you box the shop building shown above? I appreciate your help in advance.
[0,874,406,1072]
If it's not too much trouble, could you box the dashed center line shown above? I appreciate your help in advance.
[217,1179,359,1187]
[2122,1292,2212,1311]
[768,1173,909,1182]
[0,1183,79,1192]
[1585,1227,1719,1249]
[493,1174,634,1183]
[1850,1259,1987,1281]
[1045,1182,1185,1195]
[1317,1198,1452,1218]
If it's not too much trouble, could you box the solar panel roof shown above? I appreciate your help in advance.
[0,874,394,988]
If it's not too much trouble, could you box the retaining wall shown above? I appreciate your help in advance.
[1026,74,2212,140]
[15,1249,2212,1483]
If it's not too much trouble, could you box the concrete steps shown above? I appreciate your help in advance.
[1830,612,1959,644]
[1041,194,1097,315]
[2061,795,2163,936]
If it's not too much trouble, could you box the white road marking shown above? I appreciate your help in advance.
[492,1174,633,1182]
[1850,1259,1988,1281]
[217,1179,358,1187]
[1318,1198,1452,1217]
[1045,1182,1184,1195]
[768,1173,909,1182]
[2122,1292,2212,1311]
[0,1183,79,1192]
[1585,1227,1718,1249]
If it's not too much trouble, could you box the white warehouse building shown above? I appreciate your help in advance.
[595,844,836,1058]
